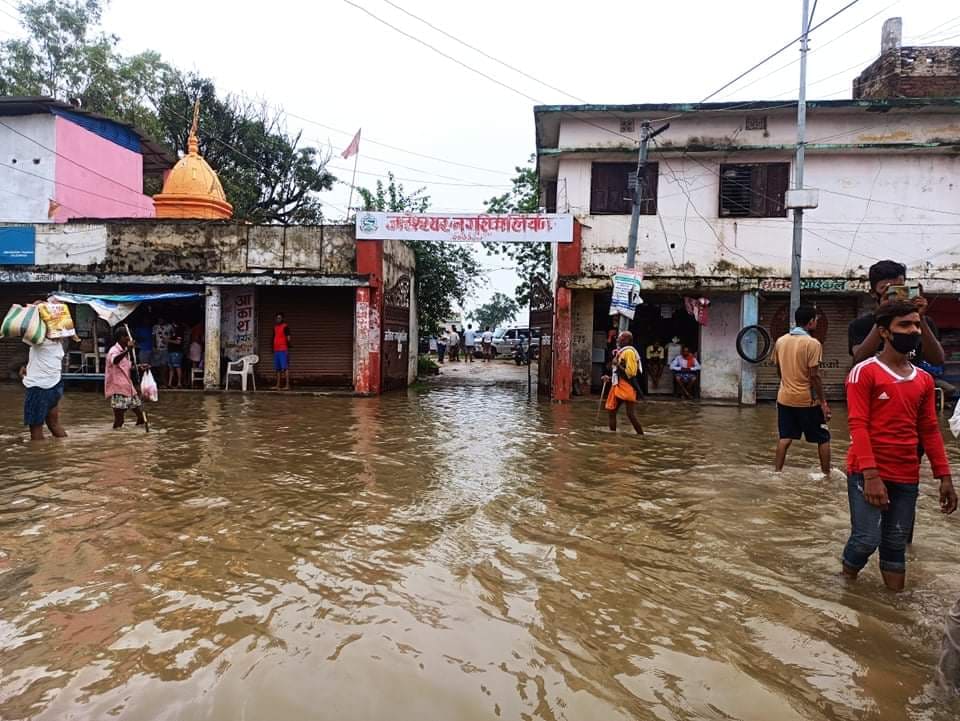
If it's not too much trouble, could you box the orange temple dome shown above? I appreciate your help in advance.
[154,102,233,220]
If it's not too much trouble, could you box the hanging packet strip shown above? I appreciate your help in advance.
[0,304,47,345]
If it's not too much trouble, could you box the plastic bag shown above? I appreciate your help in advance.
[140,370,159,402]
[950,402,960,439]
[1,304,47,345]
[37,302,75,338]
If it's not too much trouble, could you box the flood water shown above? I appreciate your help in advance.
[1,370,959,721]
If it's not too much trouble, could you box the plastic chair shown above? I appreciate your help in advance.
[191,364,205,389]
[224,355,258,391]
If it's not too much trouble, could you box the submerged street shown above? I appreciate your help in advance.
[1,369,959,721]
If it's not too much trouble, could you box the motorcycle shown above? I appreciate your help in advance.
[513,340,530,366]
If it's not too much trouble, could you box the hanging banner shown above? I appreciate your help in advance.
[221,288,256,361]
[609,268,644,319]
[355,212,573,243]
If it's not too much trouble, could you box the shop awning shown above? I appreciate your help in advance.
[49,291,200,327]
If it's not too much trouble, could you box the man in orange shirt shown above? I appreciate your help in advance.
[773,305,831,474]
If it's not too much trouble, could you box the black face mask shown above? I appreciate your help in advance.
[888,332,922,355]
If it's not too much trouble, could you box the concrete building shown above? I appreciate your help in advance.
[540,20,960,404]
[0,99,416,393]
[0,221,417,393]
[0,97,173,223]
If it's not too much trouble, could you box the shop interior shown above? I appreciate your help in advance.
[66,294,205,388]
[592,292,702,395]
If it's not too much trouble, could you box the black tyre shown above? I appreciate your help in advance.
[736,325,772,363]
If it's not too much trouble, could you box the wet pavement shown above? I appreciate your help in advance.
[1,367,959,720]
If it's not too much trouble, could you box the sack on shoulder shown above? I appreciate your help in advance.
[1,304,47,345]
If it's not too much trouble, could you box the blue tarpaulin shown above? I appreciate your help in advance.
[49,291,200,327]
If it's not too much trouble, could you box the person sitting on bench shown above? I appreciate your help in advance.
[670,346,701,399]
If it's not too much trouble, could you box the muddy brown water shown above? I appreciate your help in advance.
[1,374,959,720]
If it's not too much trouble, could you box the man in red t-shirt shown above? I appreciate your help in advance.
[272,312,291,390]
[843,301,957,591]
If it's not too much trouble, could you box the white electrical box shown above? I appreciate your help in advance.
[785,188,820,209]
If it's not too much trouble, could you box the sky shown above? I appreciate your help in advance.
[4,0,958,319]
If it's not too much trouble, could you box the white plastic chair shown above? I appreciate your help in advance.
[224,354,258,391]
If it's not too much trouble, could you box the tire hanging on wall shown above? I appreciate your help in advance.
[736,324,773,363]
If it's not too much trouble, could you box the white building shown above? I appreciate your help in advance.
[538,22,960,404]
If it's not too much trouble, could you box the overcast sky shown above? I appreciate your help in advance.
[20,0,960,318]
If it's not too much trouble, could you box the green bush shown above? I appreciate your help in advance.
[418,354,439,377]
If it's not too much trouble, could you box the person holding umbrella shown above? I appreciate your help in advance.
[105,326,147,429]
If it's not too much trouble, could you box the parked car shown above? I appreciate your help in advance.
[493,327,547,360]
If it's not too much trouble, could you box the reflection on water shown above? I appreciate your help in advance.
[1,380,959,720]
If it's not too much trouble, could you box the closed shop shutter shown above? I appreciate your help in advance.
[757,295,857,401]
[0,283,49,381]
[257,286,354,386]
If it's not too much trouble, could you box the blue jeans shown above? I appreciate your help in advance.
[843,473,918,574]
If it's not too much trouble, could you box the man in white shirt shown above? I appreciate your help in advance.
[670,346,702,399]
[481,326,494,362]
[463,324,477,363]
[20,337,67,440]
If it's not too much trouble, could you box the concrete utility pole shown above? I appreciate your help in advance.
[789,0,812,321]
[621,120,669,332]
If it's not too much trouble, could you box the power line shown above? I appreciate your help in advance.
[715,0,902,100]
[0,118,147,195]
[286,110,512,176]
[340,0,640,146]
[326,163,510,188]
[0,158,153,211]
[379,0,588,104]
[698,0,863,103]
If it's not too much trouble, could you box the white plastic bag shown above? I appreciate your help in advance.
[950,401,960,439]
[140,370,159,402]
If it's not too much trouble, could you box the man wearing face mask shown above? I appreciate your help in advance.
[843,301,957,592]
[848,259,944,366]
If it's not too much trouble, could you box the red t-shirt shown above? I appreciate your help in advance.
[273,323,289,352]
[845,357,950,483]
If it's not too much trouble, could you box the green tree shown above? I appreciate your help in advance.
[469,292,518,331]
[154,75,334,223]
[0,0,335,223]
[358,172,480,336]
[482,155,550,305]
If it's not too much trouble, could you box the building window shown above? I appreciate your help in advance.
[719,162,790,218]
[541,180,557,213]
[619,119,635,134]
[745,115,767,131]
[590,162,659,215]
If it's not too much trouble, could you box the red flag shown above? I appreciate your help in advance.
[341,129,361,159]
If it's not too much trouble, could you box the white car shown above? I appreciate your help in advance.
[493,327,547,359]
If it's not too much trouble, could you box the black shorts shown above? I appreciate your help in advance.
[777,403,830,444]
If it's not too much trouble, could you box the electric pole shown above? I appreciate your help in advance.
[790,0,812,321]
[620,120,669,332]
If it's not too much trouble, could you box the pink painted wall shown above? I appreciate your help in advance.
[53,116,155,222]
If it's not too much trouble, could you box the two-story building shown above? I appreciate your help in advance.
[540,20,960,404]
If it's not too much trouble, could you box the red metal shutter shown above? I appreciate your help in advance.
[256,286,354,386]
